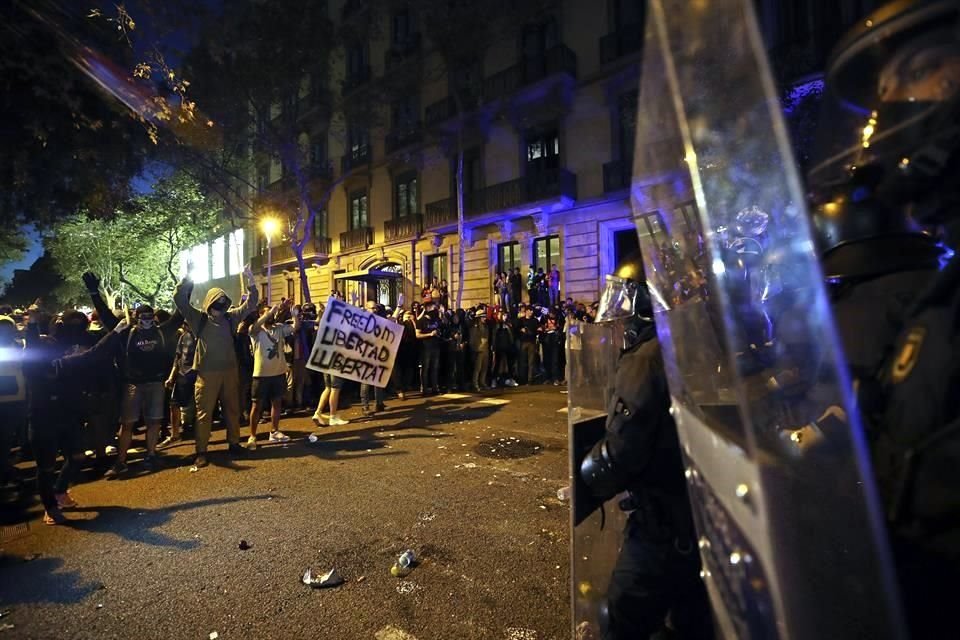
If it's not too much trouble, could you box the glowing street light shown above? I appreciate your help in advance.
[260,216,281,303]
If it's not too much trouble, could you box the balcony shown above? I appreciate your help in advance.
[342,65,372,94]
[423,93,480,128]
[308,161,334,182]
[603,158,632,192]
[340,226,374,252]
[384,34,422,70]
[424,168,577,227]
[341,146,371,174]
[384,214,423,242]
[483,44,577,103]
[385,123,423,154]
[250,235,332,271]
[599,26,644,65]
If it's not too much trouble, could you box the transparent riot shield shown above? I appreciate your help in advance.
[567,319,626,639]
[628,1,906,638]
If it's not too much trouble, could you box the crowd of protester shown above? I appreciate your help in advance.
[0,265,600,525]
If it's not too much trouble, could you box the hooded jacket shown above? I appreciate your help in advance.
[173,281,258,373]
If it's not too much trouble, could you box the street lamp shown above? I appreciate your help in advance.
[260,216,281,303]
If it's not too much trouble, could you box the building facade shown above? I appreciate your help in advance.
[194,0,881,311]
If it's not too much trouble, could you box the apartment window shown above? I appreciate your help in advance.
[451,148,482,210]
[347,43,369,81]
[533,235,561,272]
[451,61,482,105]
[348,125,369,160]
[313,209,328,240]
[392,96,418,130]
[521,18,559,79]
[618,91,638,160]
[609,0,644,29]
[498,241,521,274]
[525,127,560,175]
[190,243,210,284]
[392,9,412,47]
[211,235,226,280]
[395,172,418,219]
[287,278,295,300]
[350,190,369,229]
[311,138,327,166]
[228,229,245,275]
[426,253,448,285]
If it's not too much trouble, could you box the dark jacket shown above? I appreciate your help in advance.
[22,322,98,410]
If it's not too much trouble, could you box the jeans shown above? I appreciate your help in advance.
[472,348,489,388]
[30,402,84,510]
[360,383,385,409]
[520,341,538,383]
[421,344,441,392]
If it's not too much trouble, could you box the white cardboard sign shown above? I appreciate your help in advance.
[305,297,400,388]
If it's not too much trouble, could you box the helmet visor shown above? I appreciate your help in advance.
[595,275,639,323]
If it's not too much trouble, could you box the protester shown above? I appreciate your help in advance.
[0,315,25,497]
[164,324,197,447]
[549,264,561,307]
[287,302,317,412]
[518,306,541,385]
[23,303,99,524]
[359,301,387,416]
[173,265,259,468]
[311,371,348,427]
[492,310,518,388]
[247,300,298,449]
[415,294,442,396]
[445,310,467,391]
[469,307,492,391]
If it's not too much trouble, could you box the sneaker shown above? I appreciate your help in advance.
[55,491,78,509]
[268,431,290,443]
[246,435,258,451]
[259,415,270,424]
[105,445,118,456]
[43,507,66,526]
[142,453,159,469]
[553,380,561,386]
[159,435,180,449]
[328,416,349,427]
[491,380,498,388]
[397,392,406,400]
[507,379,519,388]
[361,406,374,417]
[194,454,208,468]
[375,403,387,412]
[311,412,327,427]
[228,443,247,457]
[103,462,127,479]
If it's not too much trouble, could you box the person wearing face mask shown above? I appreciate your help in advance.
[58,300,184,479]
[173,265,258,468]
[415,294,442,396]
[22,301,99,525]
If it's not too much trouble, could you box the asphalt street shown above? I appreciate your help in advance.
[0,386,572,640]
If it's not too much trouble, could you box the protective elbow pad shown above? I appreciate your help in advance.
[580,439,621,501]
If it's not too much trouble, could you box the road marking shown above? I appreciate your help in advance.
[478,398,510,406]
[441,393,471,399]
[375,626,419,640]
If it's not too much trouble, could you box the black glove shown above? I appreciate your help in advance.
[82,271,100,294]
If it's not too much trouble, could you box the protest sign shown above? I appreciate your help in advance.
[305,297,401,387]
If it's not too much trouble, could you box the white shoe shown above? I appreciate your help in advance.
[328,416,349,426]
[246,435,257,450]
[269,430,290,443]
[311,412,327,427]
[105,445,118,455]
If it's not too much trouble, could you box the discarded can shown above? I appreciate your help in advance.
[308,434,319,443]
[557,486,571,502]
[390,550,416,577]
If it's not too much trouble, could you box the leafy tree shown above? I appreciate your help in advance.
[0,1,152,231]
[46,173,220,308]
[178,0,359,303]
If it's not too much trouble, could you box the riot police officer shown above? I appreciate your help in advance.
[807,1,960,635]
[579,252,714,640]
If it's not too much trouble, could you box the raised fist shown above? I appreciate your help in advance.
[82,271,101,292]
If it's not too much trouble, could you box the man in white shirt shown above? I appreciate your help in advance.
[247,300,300,449]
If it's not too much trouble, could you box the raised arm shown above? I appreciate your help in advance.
[173,277,202,332]
[82,272,120,331]
[228,265,259,324]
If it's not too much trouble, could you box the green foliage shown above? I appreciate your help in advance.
[46,173,220,308]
